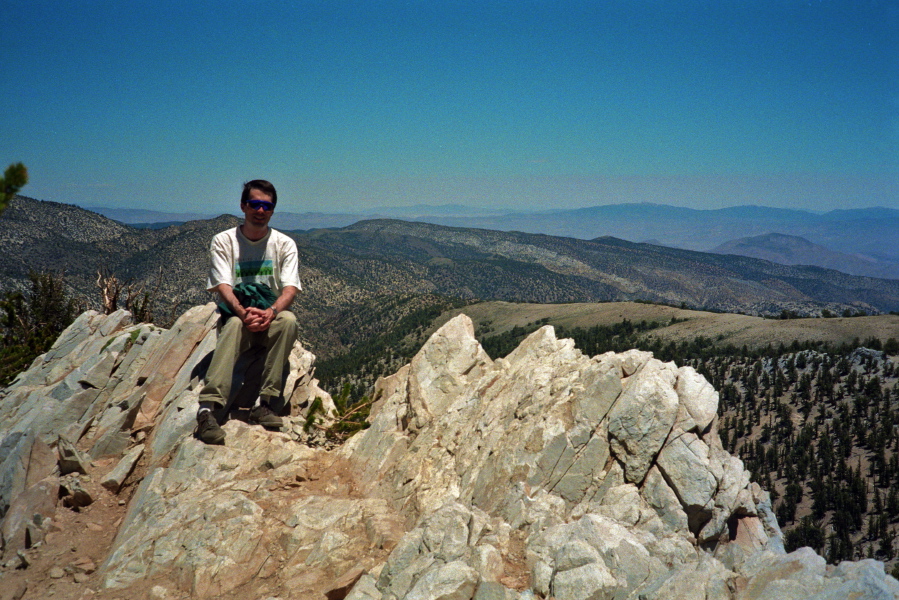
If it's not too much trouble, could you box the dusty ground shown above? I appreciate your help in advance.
[0,456,135,600]
[0,435,381,600]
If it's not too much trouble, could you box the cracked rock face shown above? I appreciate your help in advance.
[1,309,898,599]
[344,316,759,545]
[339,315,898,599]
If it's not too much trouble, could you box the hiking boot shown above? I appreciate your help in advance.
[249,401,283,429]
[196,410,226,445]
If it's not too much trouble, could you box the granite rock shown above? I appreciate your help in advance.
[1,308,897,599]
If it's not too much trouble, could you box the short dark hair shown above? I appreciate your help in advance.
[241,180,277,207]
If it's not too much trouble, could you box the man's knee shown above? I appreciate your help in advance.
[276,310,296,324]
[215,315,249,349]
[219,314,245,335]
[271,310,298,336]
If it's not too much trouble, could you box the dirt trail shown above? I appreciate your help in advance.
[0,439,366,600]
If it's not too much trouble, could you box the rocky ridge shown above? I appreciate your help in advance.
[1,307,898,599]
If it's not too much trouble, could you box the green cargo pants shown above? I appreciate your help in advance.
[198,310,298,408]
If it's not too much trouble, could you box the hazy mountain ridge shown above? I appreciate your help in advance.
[323,219,899,315]
[712,233,899,280]
[0,197,164,295]
[85,206,219,224]
[1,197,229,308]
[6,196,899,359]
[89,201,899,273]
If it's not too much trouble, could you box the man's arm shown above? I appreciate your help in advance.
[213,283,247,320]
[271,285,298,315]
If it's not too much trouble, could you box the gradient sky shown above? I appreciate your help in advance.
[2,0,897,214]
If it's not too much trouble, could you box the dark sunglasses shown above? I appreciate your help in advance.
[247,200,274,212]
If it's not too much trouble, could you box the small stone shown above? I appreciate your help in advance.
[0,581,28,600]
[60,475,94,508]
[58,438,91,475]
[100,444,145,494]
[49,566,66,579]
[71,557,97,574]
[148,586,170,599]
[74,572,90,583]
[325,566,366,600]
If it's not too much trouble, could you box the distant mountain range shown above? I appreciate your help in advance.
[86,203,517,226]
[88,202,899,279]
[6,196,899,356]
[84,207,218,224]
[712,233,899,280]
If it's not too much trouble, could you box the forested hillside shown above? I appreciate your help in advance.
[707,347,898,565]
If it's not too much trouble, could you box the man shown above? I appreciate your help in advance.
[196,180,301,445]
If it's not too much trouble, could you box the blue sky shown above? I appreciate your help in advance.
[2,0,897,214]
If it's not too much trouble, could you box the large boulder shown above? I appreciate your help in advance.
[0,304,336,574]
[1,308,897,599]
[338,315,897,599]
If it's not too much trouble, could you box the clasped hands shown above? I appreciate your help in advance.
[241,306,275,332]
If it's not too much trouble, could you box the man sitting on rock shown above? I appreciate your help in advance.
[196,179,301,445]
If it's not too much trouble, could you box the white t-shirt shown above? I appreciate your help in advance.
[206,226,301,294]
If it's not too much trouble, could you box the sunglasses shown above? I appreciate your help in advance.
[247,199,274,212]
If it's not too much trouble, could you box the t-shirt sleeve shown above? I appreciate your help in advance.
[279,237,302,291]
[206,234,234,291]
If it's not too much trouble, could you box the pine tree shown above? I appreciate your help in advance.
[880,528,895,560]
[0,271,80,385]
[887,486,899,520]
[0,162,28,215]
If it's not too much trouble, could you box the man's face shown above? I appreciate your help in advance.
[241,188,275,228]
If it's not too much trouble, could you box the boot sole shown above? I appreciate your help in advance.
[198,431,226,445]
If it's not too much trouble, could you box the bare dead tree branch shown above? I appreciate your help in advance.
[96,268,122,315]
